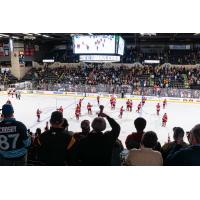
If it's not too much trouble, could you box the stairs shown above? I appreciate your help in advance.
[149,75,154,86]
[183,74,189,88]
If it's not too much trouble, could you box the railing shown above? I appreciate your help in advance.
[3,82,200,99]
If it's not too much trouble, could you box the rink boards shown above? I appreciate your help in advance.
[0,90,200,104]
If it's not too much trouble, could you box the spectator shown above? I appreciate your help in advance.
[32,128,42,162]
[39,111,76,166]
[125,131,163,166]
[75,112,120,166]
[0,104,31,166]
[125,117,146,150]
[111,138,124,166]
[73,120,90,142]
[161,127,188,161]
[166,124,200,166]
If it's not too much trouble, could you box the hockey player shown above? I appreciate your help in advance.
[87,102,92,115]
[129,100,133,112]
[11,89,15,98]
[126,99,130,111]
[6,99,11,105]
[36,109,42,122]
[162,113,168,127]
[112,98,116,110]
[156,103,161,116]
[75,105,81,120]
[142,96,146,106]
[110,96,114,108]
[119,106,125,118]
[17,91,21,100]
[136,102,142,113]
[45,121,49,131]
[79,98,84,108]
[97,95,100,105]
[57,106,63,113]
[163,99,167,109]
[8,89,11,97]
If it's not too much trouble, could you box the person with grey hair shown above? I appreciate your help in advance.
[161,127,188,160]
[75,110,120,166]
[125,131,163,166]
[166,124,200,166]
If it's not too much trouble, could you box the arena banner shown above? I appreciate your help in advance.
[100,92,110,97]
[53,91,64,95]
[77,92,85,96]
[168,98,181,101]
[182,98,194,102]
[125,94,131,98]
[0,91,7,95]
[36,91,45,94]
[65,92,77,96]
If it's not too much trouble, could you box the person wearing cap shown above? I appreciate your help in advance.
[38,111,76,166]
[75,112,120,166]
[0,104,31,166]
[161,127,188,161]
[165,124,200,166]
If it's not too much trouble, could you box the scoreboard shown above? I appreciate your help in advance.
[73,35,124,55]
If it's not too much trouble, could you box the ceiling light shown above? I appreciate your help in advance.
[12,36,20,39]
[23,33,33,36]
[0,34,9,37]
[42,34,51,38]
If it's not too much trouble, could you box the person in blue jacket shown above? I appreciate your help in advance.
[0,104,31,166]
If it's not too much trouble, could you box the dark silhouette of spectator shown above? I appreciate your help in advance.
[39,111,76,165]
[75,112,120,166]
[161,127,188,161]
[125,117,147,150]
[111,138,124,166]
[73,120,90,142]
[166,124,200,166]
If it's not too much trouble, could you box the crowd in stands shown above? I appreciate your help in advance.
[1,102,200,166]
[22,64,200,92]
[48,46,200,65]
[0,68,17,86]
[122,47,200,65]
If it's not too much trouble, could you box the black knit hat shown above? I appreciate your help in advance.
[50,111,63,125]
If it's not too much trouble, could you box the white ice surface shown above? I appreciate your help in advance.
[1,94,200,146]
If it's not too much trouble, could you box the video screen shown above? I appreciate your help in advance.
[73,35,116,54]
[118,36,125,55]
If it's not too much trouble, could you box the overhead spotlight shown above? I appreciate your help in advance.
[0,34,9,37]
[42,34,51,38]
[12,36,20,39]
[23,33,33,36]
[140,33,156,36]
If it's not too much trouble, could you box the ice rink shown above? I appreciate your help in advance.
[1,94,200,146]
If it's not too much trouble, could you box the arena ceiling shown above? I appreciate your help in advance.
[1,33,200,45]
